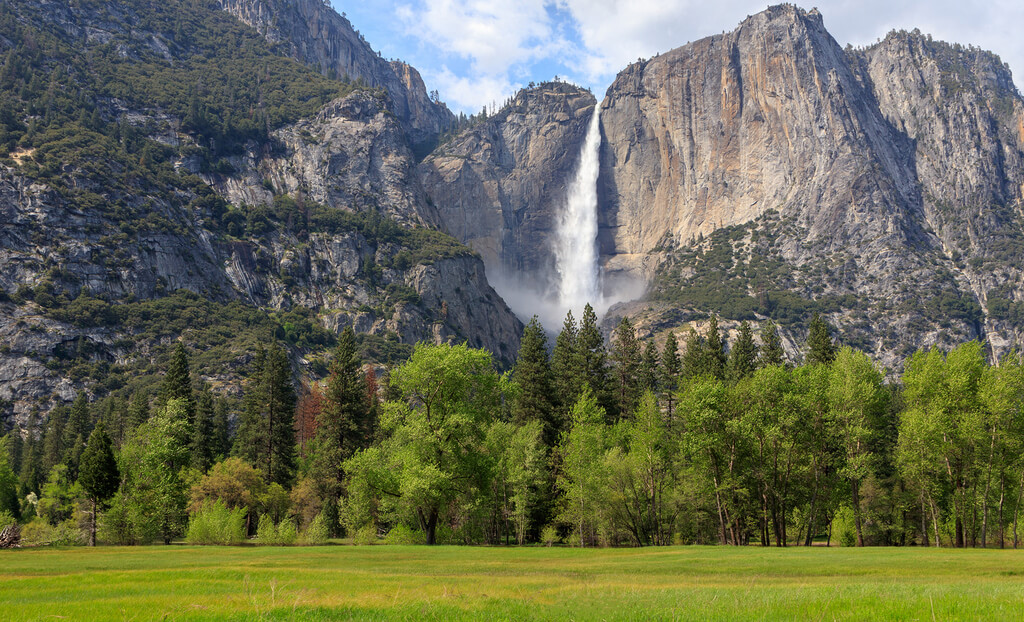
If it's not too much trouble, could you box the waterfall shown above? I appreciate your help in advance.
[554,104,602,317]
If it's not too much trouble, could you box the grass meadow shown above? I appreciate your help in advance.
[1,545,1023,620]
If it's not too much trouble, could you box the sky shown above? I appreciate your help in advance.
[330,0,1024,115]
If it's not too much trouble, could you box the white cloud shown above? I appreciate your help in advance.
[426,66,519,114]
[389,0,1024,113]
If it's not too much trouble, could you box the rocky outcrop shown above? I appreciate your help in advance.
[418,82,596,290]
[216,0,454,154]
[853,30,1024,353]
[208,90,439,227]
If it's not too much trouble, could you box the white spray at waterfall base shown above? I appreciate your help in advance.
[554,103,603,321]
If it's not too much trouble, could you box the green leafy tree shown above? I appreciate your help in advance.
[190,386,216,472]
[78,422,119,546]
[828,347,887,546]
[345,343,508,545]
[557,386,609,547]
[107,398,191,545]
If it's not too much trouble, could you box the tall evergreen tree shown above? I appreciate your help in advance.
[661,332,681,424]
[311,327,371,524]
[705,315,727,380]
[62,394,91,478]
[512,317,559,446]
[78,422,119,546]
[211,399,231,461]
[41,406,66,475]
[6,427,22,477]
[235,343,297,486]
[806,312,836,366]
[578,303,613,419]
[610,317,642,419]
[728,320,758,381]
[551,310,583,407]
[127,391,150,433]
[639,339,660,394]
[682,327,708,378]
[760,319,785,367]
[160,342,196,422]
[190,386,216,472]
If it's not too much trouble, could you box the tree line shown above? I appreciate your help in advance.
[2,307,1023,548]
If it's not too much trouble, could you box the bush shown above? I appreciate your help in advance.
[353,525,377,546]
[185,500,246,545]
[383,524,425,545]
[21,518,82,546]
[0,510,15,532]
[832,506,857,547]
[541,524,559,547]
[301,511,330,546]
[255,513,276,545]
[254,513,297,546]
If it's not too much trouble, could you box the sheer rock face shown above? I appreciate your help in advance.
[418,83,596,289]
[598,5,923,279]
[216,0,454,154]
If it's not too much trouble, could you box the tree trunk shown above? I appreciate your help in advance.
[90,498,97,547]
[852,479,865,547]
[425,508,439,546]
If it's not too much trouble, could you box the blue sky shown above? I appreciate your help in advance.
[331,1,1024,115]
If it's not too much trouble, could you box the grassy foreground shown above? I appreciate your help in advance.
[2,545,1023,620]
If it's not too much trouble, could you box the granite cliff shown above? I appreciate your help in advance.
[426,5,1024,368]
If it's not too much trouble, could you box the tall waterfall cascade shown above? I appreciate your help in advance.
[554,105,603,318]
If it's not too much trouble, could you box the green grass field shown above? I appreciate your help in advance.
[2,545,1023,620]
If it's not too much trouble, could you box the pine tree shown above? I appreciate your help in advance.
[161,342,196,423]
[235,343,297,486]
[661,332,681,426]
[41,406,66,474]
[78,422,119,546]
[728,320,758,381]
[760,319,786,367]
[312,327,370,514]
[62,393,91,478]
[639,339,660,394]
[551,310,583,407]
[610,317,642,419]
[211,399,231,460]
[127,391,150,433]
[705,315,726,380]
[190,386,215,472]
[6,428,22,476]
[512,317,559,446]
[806,312,836,366]
[578,303,614,420]
[682,326,708,378]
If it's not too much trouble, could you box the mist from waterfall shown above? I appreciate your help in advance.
[553,104,603,322]
[487,100,644,335]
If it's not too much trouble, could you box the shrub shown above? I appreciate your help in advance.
[254,513,297,546]
[301,511,330,546]
[185,500,246,545]
[541,524,559,547]
[353,525,377,546]
[383,524,425,545]
[255,513,276,545]
[0,510,15,532]
[21,518,82,546]
[832,506,857,547]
